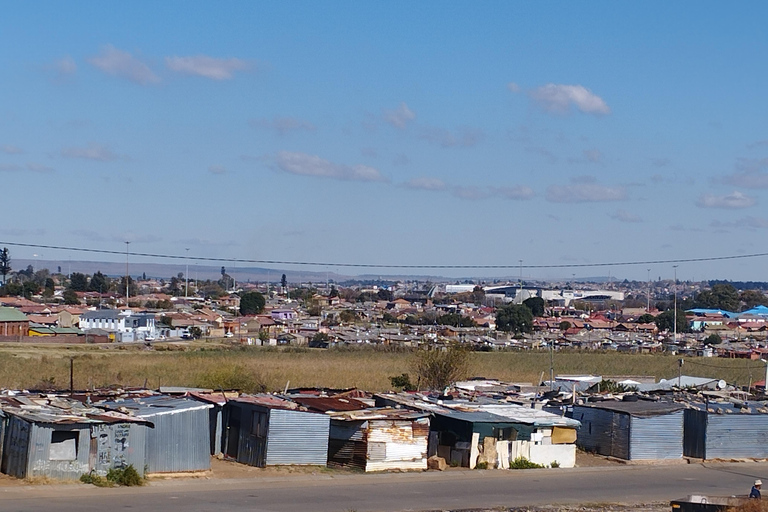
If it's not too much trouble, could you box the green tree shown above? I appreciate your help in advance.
[704,333,722,345]
[470,286,485,305]
[694,283,740,312]
[495,303,534,333]
[0,247,10,285]
[654,309,690,333]
[523,297,546,317]
[637,313,656,324]
[558,320,572,331]
[281,273,287,289]
[62,289,80,305]
[436,313,476,327]
[43,277,55,298]
[69,272,88,292]
[339,310,358,324]
[88,271,111,293]
[412,345,470,391]
[239,291,266,315]
[118,276,138,298]
[740,290,768,310]
[22,281,40,298]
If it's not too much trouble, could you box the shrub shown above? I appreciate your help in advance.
[81,465,144,487]
[475,461,488,469]
[550,460,560,468]
[509,456,544,469]
[389,373,415,391]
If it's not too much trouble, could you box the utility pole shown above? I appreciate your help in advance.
[125,241,130,305]
[518,259,523,304]
[673,265,678,344]
[647,268,651,312]
[185,248,190,299]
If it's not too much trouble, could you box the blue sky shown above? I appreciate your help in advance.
[2,2,768,282]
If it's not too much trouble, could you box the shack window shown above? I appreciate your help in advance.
[251,411,267,437]
[50,430,79,460]
[492,427,517,441]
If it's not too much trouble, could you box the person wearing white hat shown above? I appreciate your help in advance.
[750,479,762,499]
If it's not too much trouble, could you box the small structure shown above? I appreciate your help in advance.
[571,400,685,460]
[184,390,239,456]
[223,395,330,468]
[327,407,430,472]
[0,395,150,480]
[376,393,580,468]
[0,307,29,337]
[683,400,768,460]
[98,395,212,473]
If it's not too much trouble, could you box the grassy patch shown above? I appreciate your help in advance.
[80,465,144,487]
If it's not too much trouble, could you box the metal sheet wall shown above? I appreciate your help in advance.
[703,414,768,459]
[364,419,428,472]
[571,406,630,459]
[265,409,329,466]
[26,423,91,480]
[144,409,211,473]
[629,411,683,460]
[2,416,30,478]
[90,423,147,476]
[328,419,367,470]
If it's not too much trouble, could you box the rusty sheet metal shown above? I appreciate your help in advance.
[232,394,300,410]
[289,396,369,413]
[328,407,429,422]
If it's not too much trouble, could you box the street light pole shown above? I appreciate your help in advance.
[647,268,651,312]
[518,259,523,303]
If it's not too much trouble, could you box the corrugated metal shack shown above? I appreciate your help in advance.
[0,395,150,480]
[98,395,212,473]
[684,400,768,459]
[570,400,685,460]
[375,393,580,468]
[185,391,239,456]
[327,407,430,472]
[223,395,330,467]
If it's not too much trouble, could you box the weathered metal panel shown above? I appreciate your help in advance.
[328,419,367,470]
[265,409,329,466]
[571,406,629,459]
[629,410,683,460]
[235,404,268,468]
[704,414,768,459]
[2,415,31,478]
[683,409,707,459]
[90,423,147,476]
[27,423,90,480]
[364,418,429,472]
[144,408,211,473]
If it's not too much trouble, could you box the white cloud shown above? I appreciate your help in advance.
[711,217,768,230]
[61,143,126,162]
[166,55,250,80]
[696,191,756,209]
[25,163,54,173]
[250,117,315,135]
[208,165,227,175]
[55,55,77,76]
[530,83,610,115]
[402,177,447,191]
[494,185,535,200]
[746,140,768,150]
[383,102,416,129]
[546,180,626,203]
[419,126,483,148]
[0,163,54,173]
[88,45,159,85]
[507,82,520,93]
[274,151,386,182]
[609,209,642,223]
[1,145,23,154]
[584,149,602,163]
[451,186,489,200]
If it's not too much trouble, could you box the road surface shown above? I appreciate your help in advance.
[1,461,766,512]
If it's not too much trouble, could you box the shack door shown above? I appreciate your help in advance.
[225,406,241,459]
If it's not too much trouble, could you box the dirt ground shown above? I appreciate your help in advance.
[433,506,669,512]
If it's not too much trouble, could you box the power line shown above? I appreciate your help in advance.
[684,358,764,371]
[1,240,768,270]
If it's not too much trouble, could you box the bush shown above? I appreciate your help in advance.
[475,461,488,469]
[412,345,470,391]
[550,460,560,468]
[509,456,544,469]
[389,373,416,391]
[81,465,144,487]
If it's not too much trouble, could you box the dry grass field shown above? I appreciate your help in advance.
[0,341,765,393]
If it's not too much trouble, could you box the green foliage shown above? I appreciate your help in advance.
[740,290,768,310]
[495,303,534,333]
[88,271,110,293]
[550,460,560,468]
[22,281,40,298]
[654,309,690,333]
[558,321,572,331]
[0,282,22,297]
[62,289,80,305]
[694,283,740,312]
[81,465,144,487]
[509,456,544,469]
[389,373,416,391]
[523,297,546,317]
[637,313,656,324]
[704,333,722,345]
[0,247,10,284]
[412,345,470,391]
[475,461,488,469]
[597,379,633,393]
[382,312,397,324]
[377,288,393,301]
[239,291,266,315]
[339,310,358,324]
[436,313,476,327]
[189,326,203,339]
[195,365,266,393]
[69,272,88,292]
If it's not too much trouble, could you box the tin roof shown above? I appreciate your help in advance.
[329,406,429,421]
[577,400,685,417]
[289,396,369,413]
[98,395,212,417]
